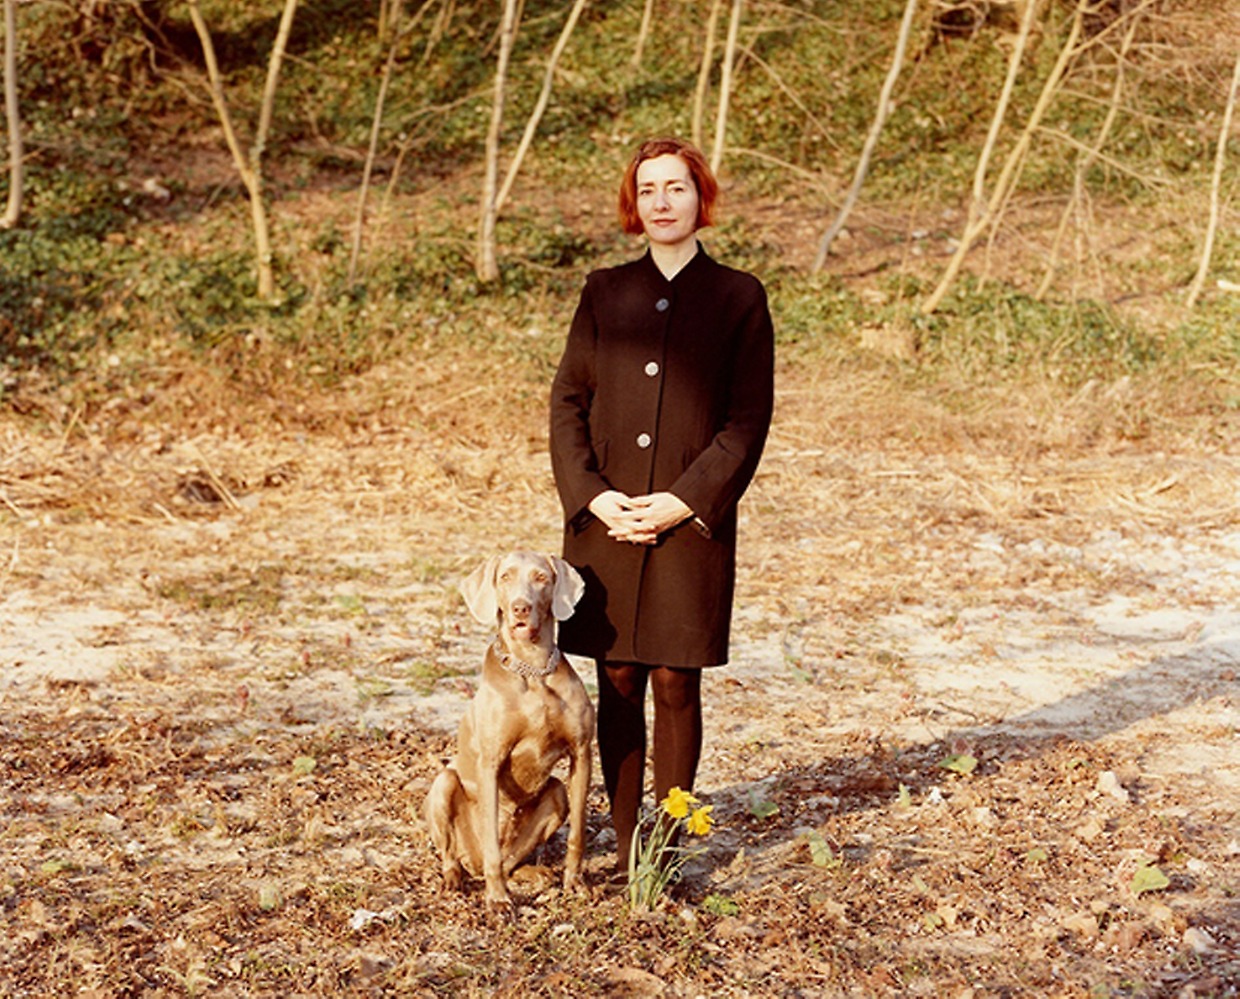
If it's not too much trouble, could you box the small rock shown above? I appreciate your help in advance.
[1097,770,1130,805]
[1075,817,1106,842]
[1182,926,1216,955]
[1061,912,1099,938]
[1147,902,1184,934]
[349,908,380,932]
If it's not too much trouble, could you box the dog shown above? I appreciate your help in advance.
[423,551,594,908]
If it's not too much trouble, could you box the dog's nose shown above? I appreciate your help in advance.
[511,599,531,620]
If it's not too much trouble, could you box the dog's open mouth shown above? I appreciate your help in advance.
[509,621,541,642]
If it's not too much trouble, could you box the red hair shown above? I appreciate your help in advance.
[617,137,718,235]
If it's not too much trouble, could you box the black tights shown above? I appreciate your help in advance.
[596,662,702,864]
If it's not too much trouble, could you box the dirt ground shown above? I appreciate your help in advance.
[1,350,1238,996]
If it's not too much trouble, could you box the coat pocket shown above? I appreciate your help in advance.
[591,438,610,473]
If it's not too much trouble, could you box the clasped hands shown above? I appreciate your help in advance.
[588,490,694,545]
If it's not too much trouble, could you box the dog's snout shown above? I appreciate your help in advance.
[511,598,532,621]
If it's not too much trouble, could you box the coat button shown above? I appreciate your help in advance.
[636,433,652,449]
[655,298,670,312]
[644,361,659,377]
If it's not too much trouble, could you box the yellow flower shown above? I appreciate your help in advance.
[686,805,714,837]
[661,786,698,820]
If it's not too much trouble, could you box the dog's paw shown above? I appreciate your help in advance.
[484,882,515,913]
[562,869,588,896]
[442,863,466,892]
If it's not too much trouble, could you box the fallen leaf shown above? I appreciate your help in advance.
[939,753,978,775]
[803,830,839,868]
[1130,864,1170,896]
[747,789,779,820]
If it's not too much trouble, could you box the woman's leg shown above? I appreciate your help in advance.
[596,661,648,864]
[650,666,703,804]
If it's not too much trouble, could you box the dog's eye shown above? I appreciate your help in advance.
[532,572,548,584]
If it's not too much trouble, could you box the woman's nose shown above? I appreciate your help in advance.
[653,187,669,209]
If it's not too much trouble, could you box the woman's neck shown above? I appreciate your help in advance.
[650,238,699,280]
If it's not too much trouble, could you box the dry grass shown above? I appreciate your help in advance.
[1,346,1238,997]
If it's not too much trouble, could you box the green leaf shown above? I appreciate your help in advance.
[896,783,912,808]
[292,755,317,777]
[939,753,978,775]
[701,893,740,916]
[1130,864,1170,895]
[1025,847,1049,864]
[747,789,779,820]
[804,830,840,869]
[355,677,393,702]
[787,662,813,684]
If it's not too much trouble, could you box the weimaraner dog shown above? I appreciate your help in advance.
[424,551,594,909]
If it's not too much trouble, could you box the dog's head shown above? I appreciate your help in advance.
[459,552,585,642]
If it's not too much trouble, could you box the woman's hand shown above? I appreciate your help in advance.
[589,490,693,545]
[588,490,635,534]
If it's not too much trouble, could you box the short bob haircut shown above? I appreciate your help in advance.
[617,137,719,236]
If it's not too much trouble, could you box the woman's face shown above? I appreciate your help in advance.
[635,154,700,250]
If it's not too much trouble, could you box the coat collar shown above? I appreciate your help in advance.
[640,243,713,285]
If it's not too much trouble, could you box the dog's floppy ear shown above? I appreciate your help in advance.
[549,556,585,622]
[459,555,501,625]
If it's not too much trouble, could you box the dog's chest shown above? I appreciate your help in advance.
[504,685,575,782]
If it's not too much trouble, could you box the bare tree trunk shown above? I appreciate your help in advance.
[1036,9,1139,300]
[255,0,298,162]
[424,0,456,65]
[497,0,588,213]
[813,0,917,271]
[632,0,654,68]
[1,0,21,230]
[920,0,1038,315]
[349,7,405,286]
[710,0,743,176]
[692,0,723,150]
[477,0,519,283]
[187,0,299,302]
[1185,50,1240,310]
[921,0,1073,316]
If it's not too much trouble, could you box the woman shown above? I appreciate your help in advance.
[549,136,774,869]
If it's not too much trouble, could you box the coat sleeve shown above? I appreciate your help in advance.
[549,277,611,530]
[669,276,775,534]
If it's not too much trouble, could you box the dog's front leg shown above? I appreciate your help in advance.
[477,762,513,910]
[562,743,591,892]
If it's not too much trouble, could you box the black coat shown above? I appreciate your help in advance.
[549,248,774,667]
